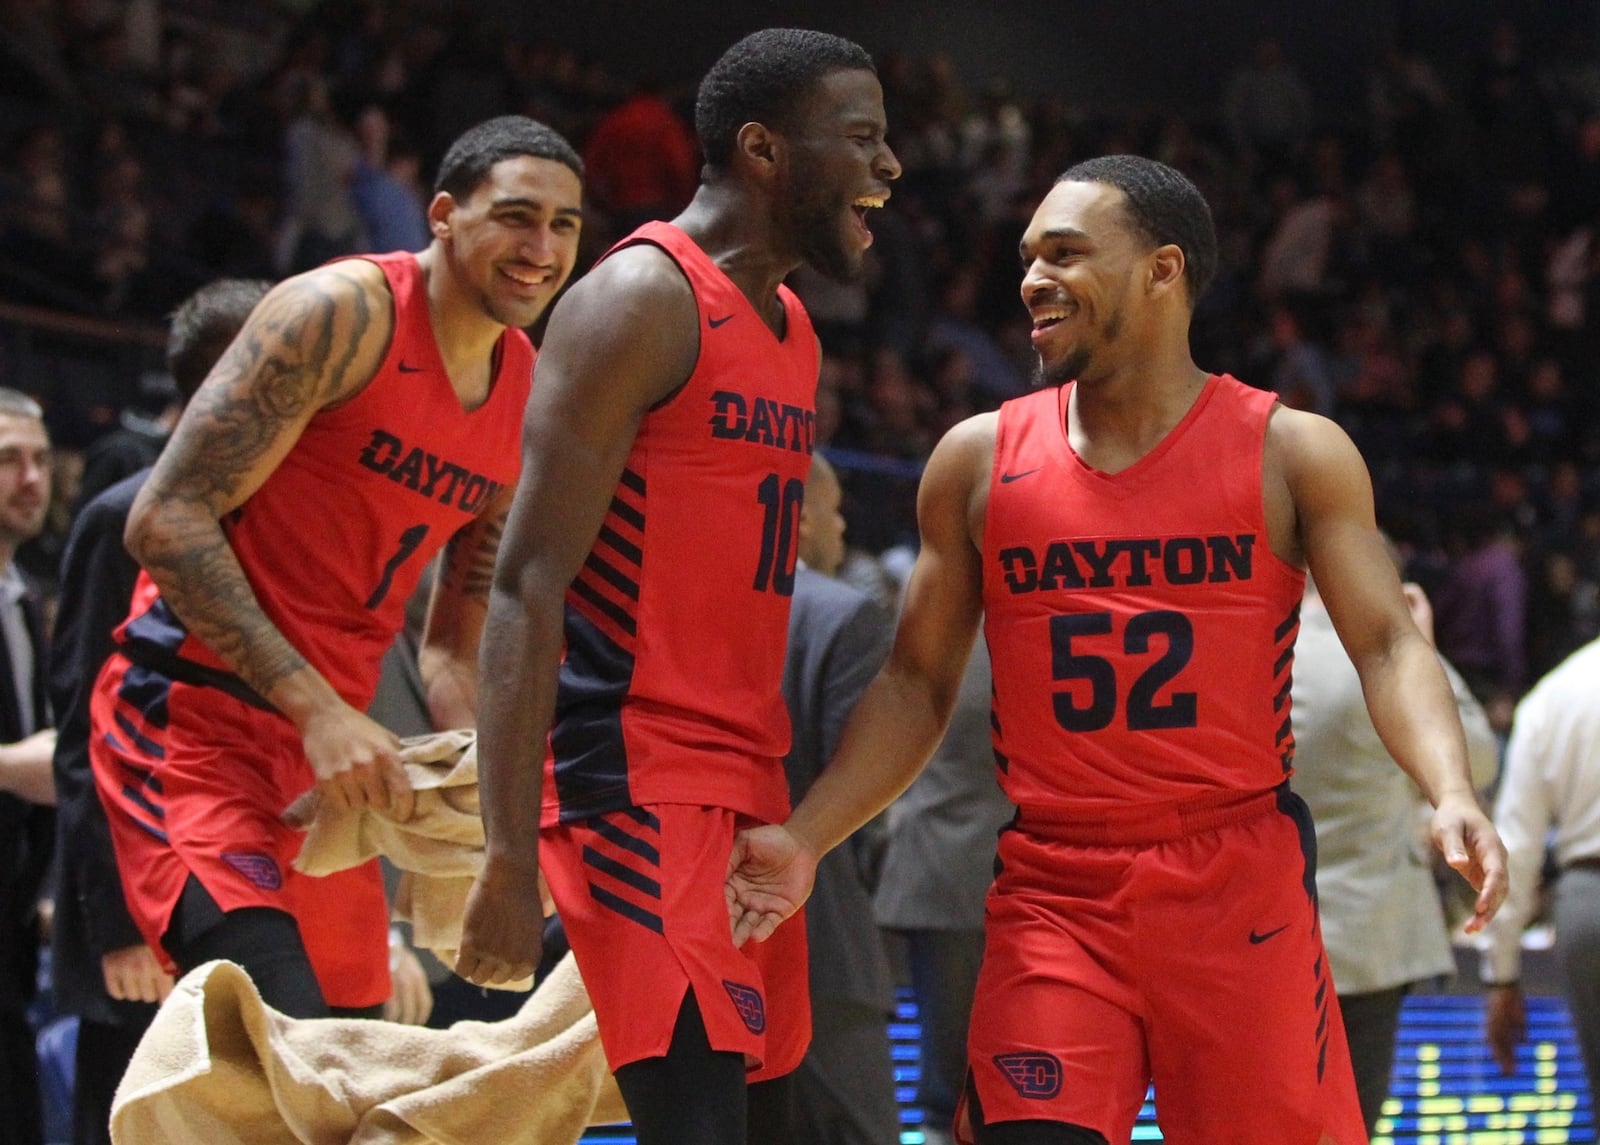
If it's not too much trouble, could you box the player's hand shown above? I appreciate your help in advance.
[101,944,175,1004]
[1486,983,1526,1076]
[1430,791,1507,933]
[725,824,816,947]
[384,939,435,1026]
[455,857,544,987]
[299,702,414,822]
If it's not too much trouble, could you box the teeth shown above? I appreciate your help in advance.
[854,194,887,208]
[503,269,549,286]
[1032,308,1071,327]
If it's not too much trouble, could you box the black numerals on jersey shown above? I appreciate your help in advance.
[753,473,805,597]
[1049,609,1197,732]
[366,522,430,609]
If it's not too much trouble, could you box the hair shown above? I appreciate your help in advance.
[167,278,274,401]
[1056,155,1219,309]
[0,388,43,422]
[433,115,583,198]
[695,28,875,172]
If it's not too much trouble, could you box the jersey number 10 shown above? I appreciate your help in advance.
[752,473,804,597]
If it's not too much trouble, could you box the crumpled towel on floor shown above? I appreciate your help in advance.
[111,953,628,1145]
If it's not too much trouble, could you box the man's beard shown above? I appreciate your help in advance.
[1033,345,1091,389]
[792,196,861,283]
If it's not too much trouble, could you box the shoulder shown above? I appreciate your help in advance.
[1264,404,1368,493]
[561,242,695,315]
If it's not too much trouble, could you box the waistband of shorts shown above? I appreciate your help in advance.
[117,641,277,713]
[1014,783,1286,846]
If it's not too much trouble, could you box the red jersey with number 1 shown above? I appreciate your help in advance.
[543,221,819,826]
[982,374,1306,816]
[114,250,531,708]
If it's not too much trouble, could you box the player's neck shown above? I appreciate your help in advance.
[674,184,800,313]
[416,246,507,373]
[1067,356,1210,460]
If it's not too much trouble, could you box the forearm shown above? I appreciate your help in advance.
[131,507,333,720]
[475,584,559,870]
[1362,635,1476,805]
[787,660,955,860]
[0,736,57,805]
[419,647,478,731]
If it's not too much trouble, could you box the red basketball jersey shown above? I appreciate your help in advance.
[981,374,1305,815]
[116,251,532,708]
[544,221,819,825]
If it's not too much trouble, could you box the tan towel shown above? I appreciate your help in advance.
[291,729,507,973]
[111,954,629,1144]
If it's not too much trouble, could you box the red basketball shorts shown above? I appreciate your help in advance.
[88,653,390,1009]
[541,803,810,1080]
[962,786,1367,1145]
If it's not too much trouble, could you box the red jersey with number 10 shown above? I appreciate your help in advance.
[114,251,532,709]
[982,374,1305,816]
[543,221,819,826]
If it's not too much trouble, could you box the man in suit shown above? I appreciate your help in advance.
[781,453,899,1144]
[48,280,268,1145]
[1291,563,1498,1134]
[873,636,1014,1145]
[0,387,59,1145]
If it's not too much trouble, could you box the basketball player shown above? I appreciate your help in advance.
[456,28,899,1145]
[89,116,583,1019]
[727,155,1507,1145]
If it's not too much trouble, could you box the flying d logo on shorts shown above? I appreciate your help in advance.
[222,851,284,891]
[722,979,766,1034]
[994,1052,1063,1099]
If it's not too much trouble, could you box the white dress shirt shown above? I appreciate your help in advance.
[1480,638,1600,984]
[0,561,35,735]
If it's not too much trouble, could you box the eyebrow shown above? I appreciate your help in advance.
[1019,226,1090,261]
[492,197,585,219]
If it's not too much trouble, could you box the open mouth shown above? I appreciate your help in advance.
[850,192,888,243]
[1030,305,1074,339]
[500,266,553,293]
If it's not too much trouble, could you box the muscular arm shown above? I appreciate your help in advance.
[456,246,699,986]
[728,416,990,943]
[1273,408,1507,928]
[417,484,513,730]
[126,261,412,815]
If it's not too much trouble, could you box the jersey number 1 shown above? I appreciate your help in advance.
[1050,610,1197,731]
[366,523,430,609]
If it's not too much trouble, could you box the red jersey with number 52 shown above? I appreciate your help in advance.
[114,251,531,709]
[543,221,819,826]
[982,374,1306,815]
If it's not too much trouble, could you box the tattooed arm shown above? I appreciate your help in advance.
[125,260,414,819]
[417,484,512,730]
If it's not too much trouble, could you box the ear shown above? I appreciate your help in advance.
[1147,243,1186,299]
[426,191,456,239]
[732,121,781,178]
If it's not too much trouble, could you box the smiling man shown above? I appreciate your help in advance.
[88,115,583,1021]
[456,28,899,1145]
[726,154,1507,1145]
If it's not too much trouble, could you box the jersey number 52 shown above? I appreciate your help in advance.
[1050,610,1197,731]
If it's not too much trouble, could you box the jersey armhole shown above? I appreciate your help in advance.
[600,236,701,414]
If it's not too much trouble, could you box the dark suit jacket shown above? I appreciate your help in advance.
[780,566,894,1013]
[0,561,52,1013]
[47,470,149,1024]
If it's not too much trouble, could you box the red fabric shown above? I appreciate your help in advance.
[114,250,531,708]
[981,374,1306,815]
[582,95,698,217]
[543,221,819,826]
[962,800,1365,1144]
[89,655,389,1008]
[541,803,809,1079]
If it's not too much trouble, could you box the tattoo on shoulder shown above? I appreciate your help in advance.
[158,268,377,505]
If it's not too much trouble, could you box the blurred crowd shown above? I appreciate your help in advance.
[1,0,1599,725]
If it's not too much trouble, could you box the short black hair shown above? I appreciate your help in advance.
[1057,155,1218,309]
[433,115,583,198]
[695,28,875,172]
[167,278,273,400]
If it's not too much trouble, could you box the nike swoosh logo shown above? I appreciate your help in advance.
[1248,925,1289,945]
[999,468,1042,484]
[708,314,735,329]
[397,361,425,373]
